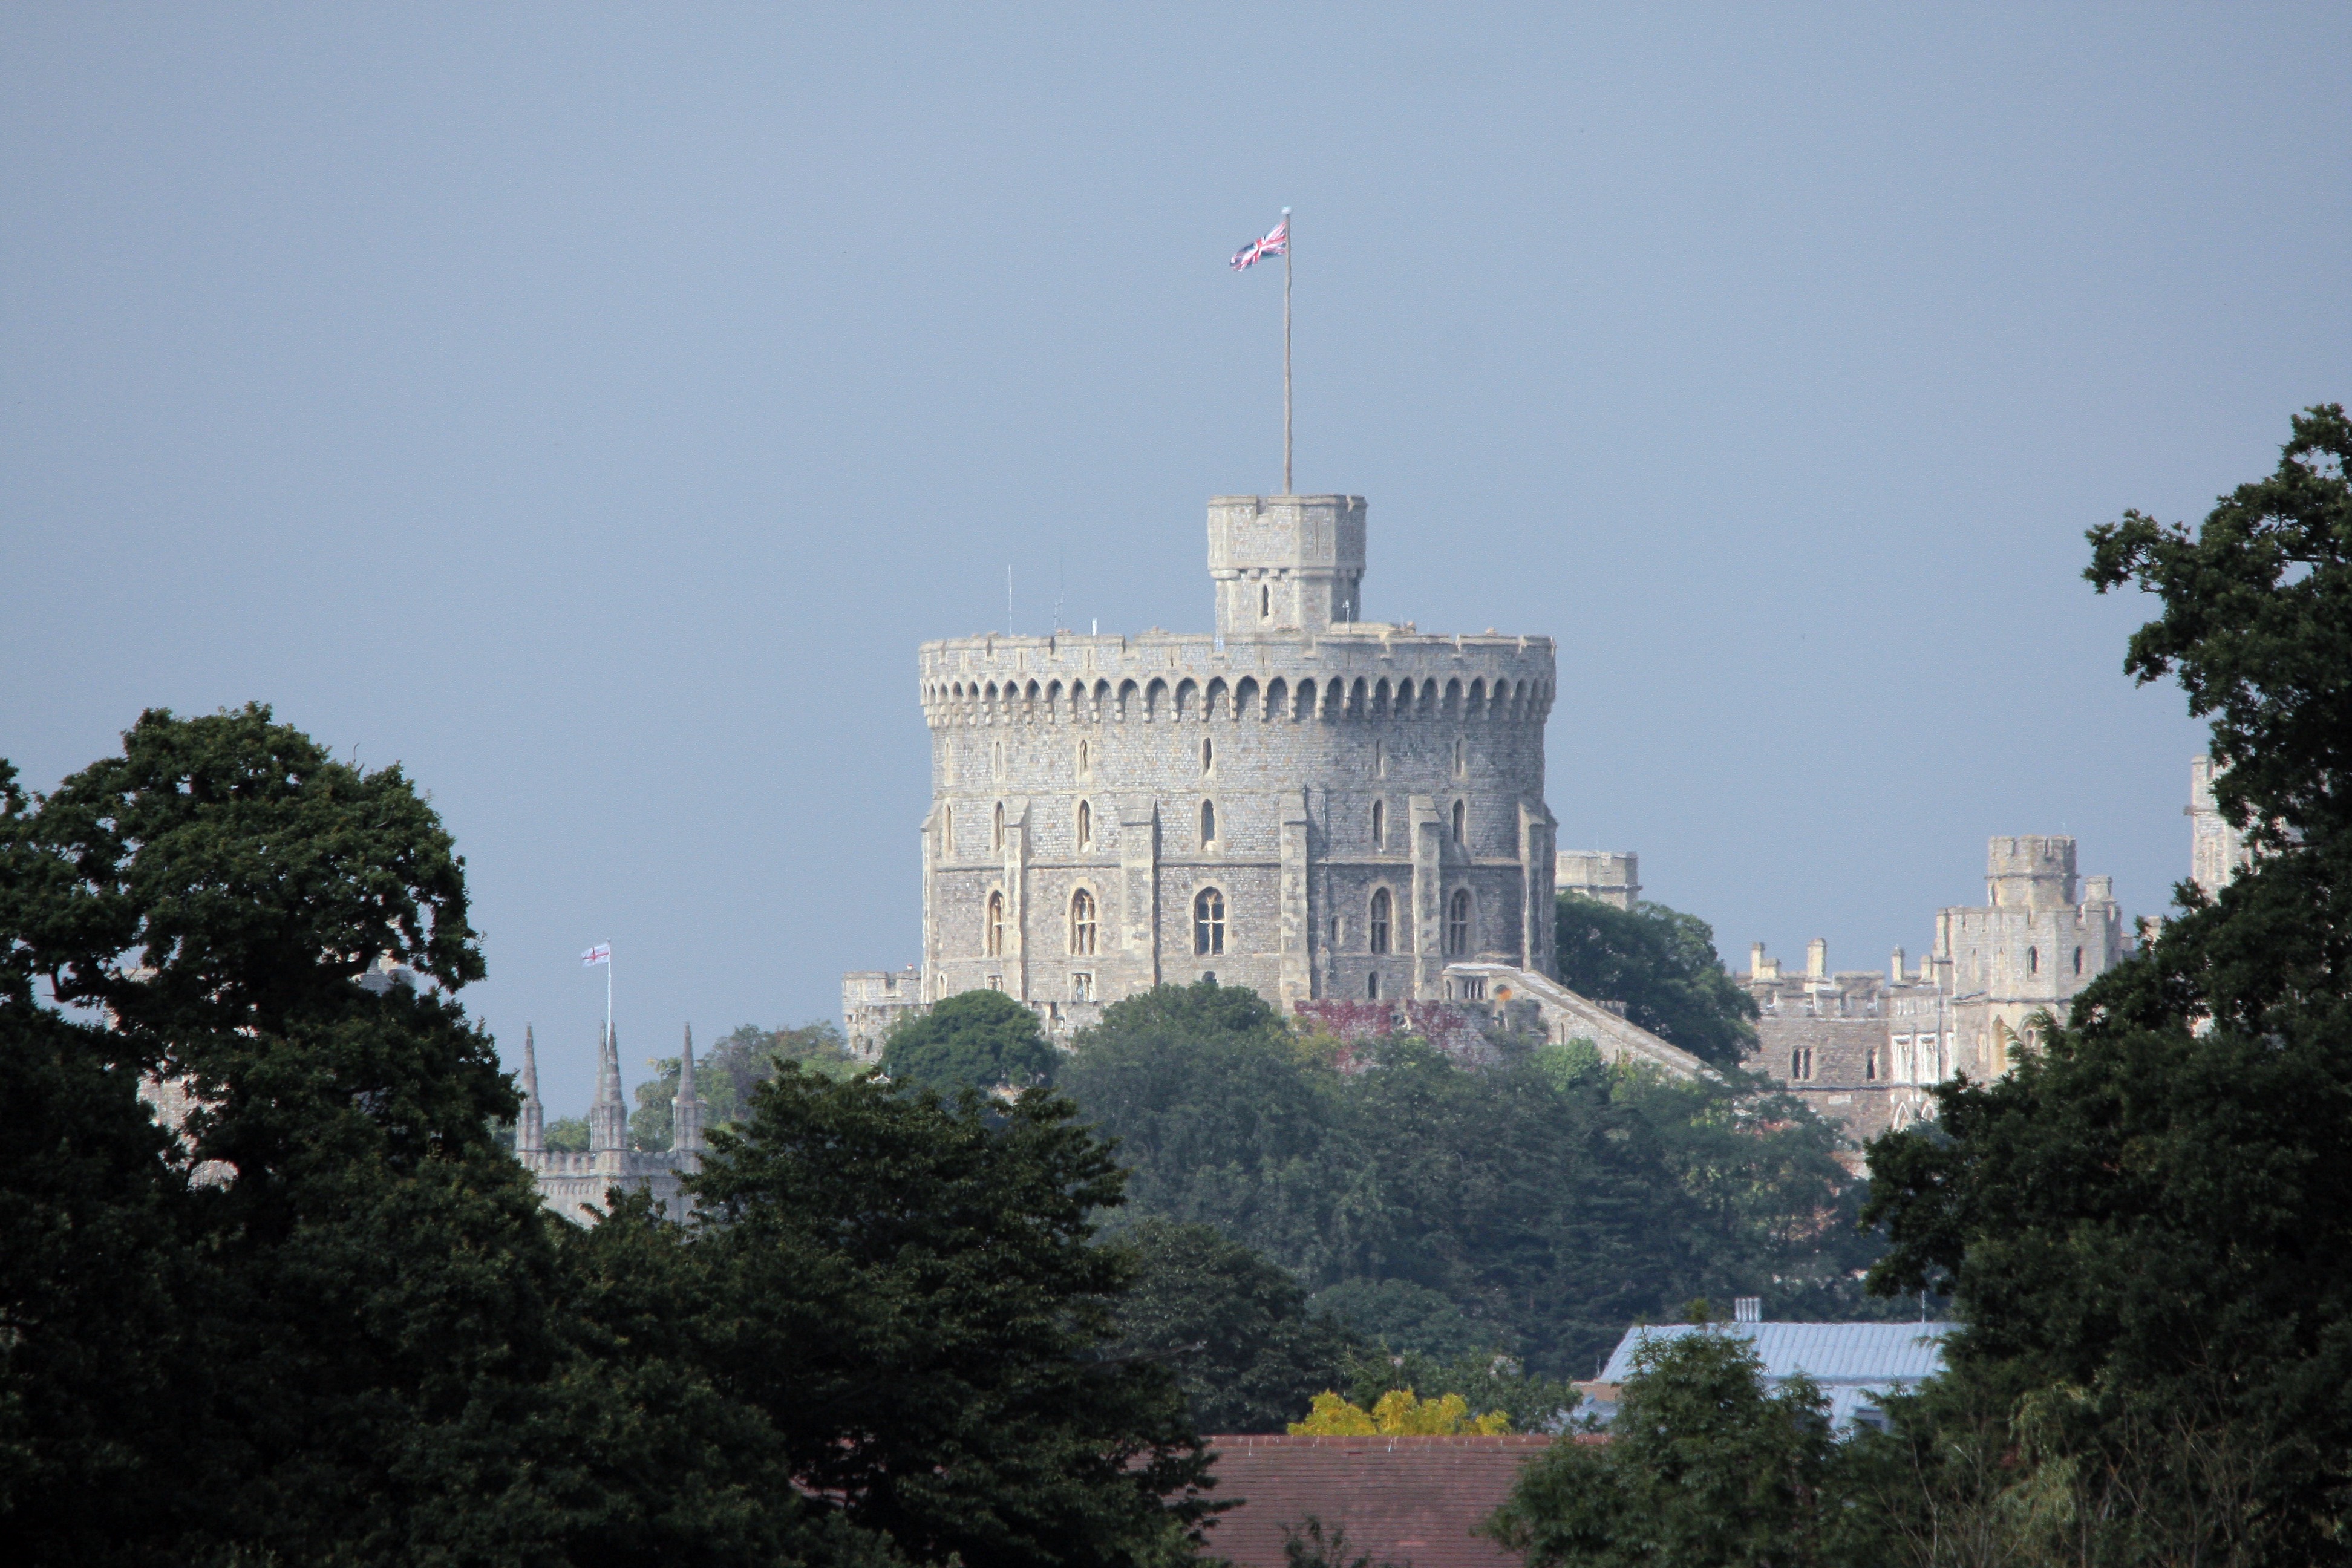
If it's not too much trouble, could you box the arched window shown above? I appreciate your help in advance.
[2073,946,2083,976]
[1200,799,1217,846]
[1076,799,1093,851]
[985,891,1005,957]
[1370,799,1385,848]
[1070,889,1097,956]
[1370,888,1391,955]
[1367,971,1380,1000]
[1260,583,1270,618]
[991,741,1002,776]
[1454,739,1466,777]
[1374,740,1386,777]
[1865,1047,1878,1082]
[1194,888,1225,956]
[2028,946,2039,975]
[942,804,953,855]
[1076,739,1090,779]
[993,802,1006,851]
[1201,737,1214,773]
[1451,800,1466,846]
[1446,889,1471,956]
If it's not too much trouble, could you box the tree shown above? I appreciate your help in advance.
[881,987,1057,1092]
[689,1067,1215,1567]
[1290,1388,1510,1436]
[0,709,583,1561]
[1555,894,1759,1070]
[1106,1219,1359,1434]
[1483,1331,1838,1568]
[1060,981,1879,1380]
[1863,407,2352,1566]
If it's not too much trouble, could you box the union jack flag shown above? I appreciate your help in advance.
[1230,217,1288,271]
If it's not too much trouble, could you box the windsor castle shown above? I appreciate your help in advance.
[516,485,2248,1218]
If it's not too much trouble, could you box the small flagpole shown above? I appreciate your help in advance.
[604,950,613,1049]
[1281,206,1293,496]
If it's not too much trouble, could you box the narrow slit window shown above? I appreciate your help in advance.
[1201,799,1217,846]
[1371,799,1385,848]
[1260,583,1270,618]
[985,891,1005,957]
[993,802,1006,851]
[1451,800,1466,846]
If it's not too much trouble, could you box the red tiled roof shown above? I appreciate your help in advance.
[1200,1434,1560,1568]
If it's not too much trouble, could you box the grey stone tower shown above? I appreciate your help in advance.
[916,492,1557,1018]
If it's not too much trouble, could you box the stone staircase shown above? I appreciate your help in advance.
[1440,963,1716,1082]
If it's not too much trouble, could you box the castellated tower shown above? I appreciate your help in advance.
[914,494,1558,1021]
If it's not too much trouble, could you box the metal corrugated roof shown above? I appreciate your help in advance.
[1599,1322,1957,1387]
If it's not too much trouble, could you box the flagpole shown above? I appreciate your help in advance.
[1281,206,1293,495]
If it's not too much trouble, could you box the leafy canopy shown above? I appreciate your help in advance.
[881,985,1057,1091]
[1105,1218,1359,1436]
[1554,893,1759,1070]
[1483,1332,1840,1568]
[1059,979,1881,1383]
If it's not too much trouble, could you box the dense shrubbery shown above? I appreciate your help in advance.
[1057,977,1889,1383]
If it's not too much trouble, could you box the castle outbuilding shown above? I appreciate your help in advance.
[899,493,1563,1028]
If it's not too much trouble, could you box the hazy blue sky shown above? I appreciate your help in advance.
[5,5,2346,1114]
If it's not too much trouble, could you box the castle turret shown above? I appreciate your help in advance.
[671,1022,705,1172]
[589,1023,628,1175]
[517,1024,544,1154]
[1986,835,2077,910]
[1207,494,1366,637]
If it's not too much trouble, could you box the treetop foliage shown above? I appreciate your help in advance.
[1289,1388,1511,1436]
[1484,1331,1844,1568]
[1059,978,1884,1382]
[2088,403,2351,852]
[1553,893,1759,1070]
[881,984,1058,1092]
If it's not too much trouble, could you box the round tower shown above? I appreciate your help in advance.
[915,495,1557,1019]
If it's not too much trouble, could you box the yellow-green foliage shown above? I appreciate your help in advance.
[1289,1388,1511,1436]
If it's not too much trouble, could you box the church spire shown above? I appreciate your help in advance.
[672,1021,705,1169]
[517,1024,544,1154]
[589,1021,629,1168]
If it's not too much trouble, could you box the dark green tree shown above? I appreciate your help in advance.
[690,1066,1215,1567]
[1060,981,1876,1379]
[0,891,194,1560]
[1483,1331,1839,1568]
[1107,1219,1359,1434]
[1554,894,1759,1070]
[881,987,1057,1092]
[1863,406,2352,1566]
